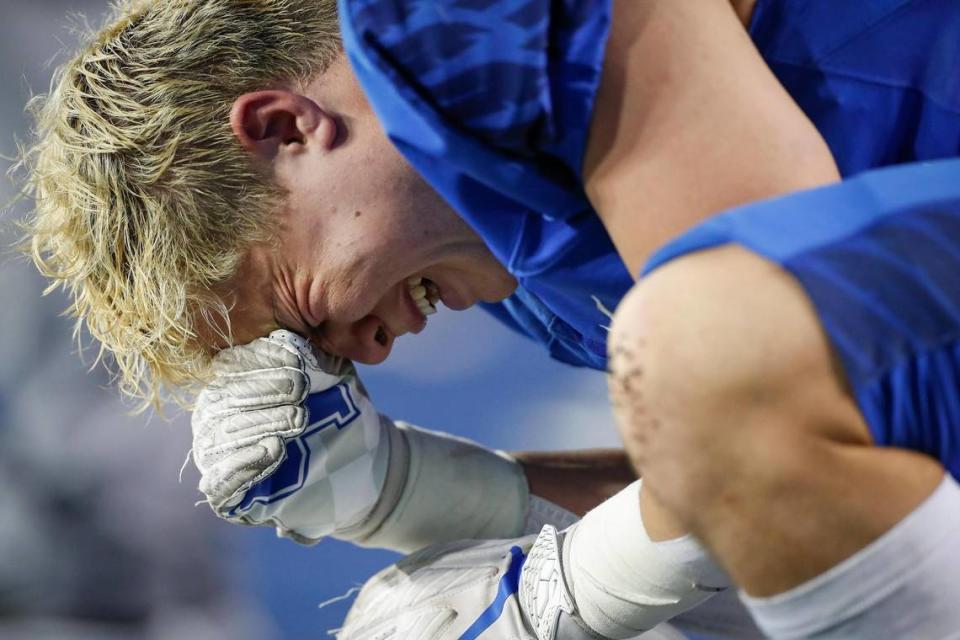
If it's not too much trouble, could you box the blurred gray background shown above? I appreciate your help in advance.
[0,2,619,638]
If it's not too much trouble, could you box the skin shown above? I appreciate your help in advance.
[583,0,836,277]
[593,0,945,597]
[517,450,638,516]
[607,247,944,595]
[214,0,771,527]
[583,0,838,542]
[731,0,759,25]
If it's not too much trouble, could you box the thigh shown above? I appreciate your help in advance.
[641,160,960,481]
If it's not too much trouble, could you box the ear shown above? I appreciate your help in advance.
[230,90,337,162]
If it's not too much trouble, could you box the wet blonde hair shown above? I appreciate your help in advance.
[19,0,340,407]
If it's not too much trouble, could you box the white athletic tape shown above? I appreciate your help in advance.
[566,481,729,638]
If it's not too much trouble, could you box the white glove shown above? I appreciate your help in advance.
[192,330,570,550]
[192,330,387,542]
[337,527,686,640]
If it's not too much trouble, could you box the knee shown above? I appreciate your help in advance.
[607,248,751,508]
[608,246,867,515]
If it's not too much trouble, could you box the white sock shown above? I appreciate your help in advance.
[565,481,730,639]
[742,474,960,639]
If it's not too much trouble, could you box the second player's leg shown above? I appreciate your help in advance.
[607,243,945,595]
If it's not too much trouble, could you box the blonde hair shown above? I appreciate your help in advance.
[19,0,340,407]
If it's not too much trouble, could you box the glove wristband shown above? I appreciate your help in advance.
[338,421,530,553]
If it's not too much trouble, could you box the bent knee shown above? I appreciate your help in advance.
[608,245,871,476]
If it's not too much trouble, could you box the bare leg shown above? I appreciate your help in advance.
[608,245,943,596]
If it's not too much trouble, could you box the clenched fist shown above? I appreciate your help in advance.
[192,330,569,551]
[192,330,388,542]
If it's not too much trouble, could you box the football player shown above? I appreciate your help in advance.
[23,0,960,637]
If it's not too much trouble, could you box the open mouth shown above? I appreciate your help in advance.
[374,276,443,347]
[406,275,441,317]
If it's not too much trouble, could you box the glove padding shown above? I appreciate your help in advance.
[192,330,389,541]
[338,527,687,640]
[192,329,550,551]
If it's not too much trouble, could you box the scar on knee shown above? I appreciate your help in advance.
[608,337,666,460]
[607,342,646,414]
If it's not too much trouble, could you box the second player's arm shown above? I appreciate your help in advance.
[515,449,637,516]
[583,0,839,276]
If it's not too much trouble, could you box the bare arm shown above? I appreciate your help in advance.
[583,0,839,276]
[514,449,637,516]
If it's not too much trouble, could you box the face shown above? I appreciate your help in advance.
[223,56,517,363]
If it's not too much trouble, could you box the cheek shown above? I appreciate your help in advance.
[326,213,419,285]
[334,141,456,261]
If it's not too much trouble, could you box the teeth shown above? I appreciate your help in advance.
[407,275,438,317]
[414,294,436,315]
[424,280,440,305]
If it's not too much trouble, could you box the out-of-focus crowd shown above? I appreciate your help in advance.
[0,3,275,637]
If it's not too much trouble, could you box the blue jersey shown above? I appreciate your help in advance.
[338,0,960,371]
[644,158,960,481]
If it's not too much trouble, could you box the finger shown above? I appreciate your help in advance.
[268,330,323,369]
[216,404,306,438]
[201,367,309,414]
[193,410,300,469]
[213,335,302,374]
[199,436,284,505]
[268,329,353,379]
[193,405,304,457]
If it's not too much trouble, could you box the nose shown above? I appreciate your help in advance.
[319,316,394,365]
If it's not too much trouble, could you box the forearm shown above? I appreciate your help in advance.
[514,448,637,516]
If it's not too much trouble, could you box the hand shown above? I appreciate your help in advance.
[339,537,537,640]
[191,330,388,542]
[191,330,556,551]
[338,526,686,640]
